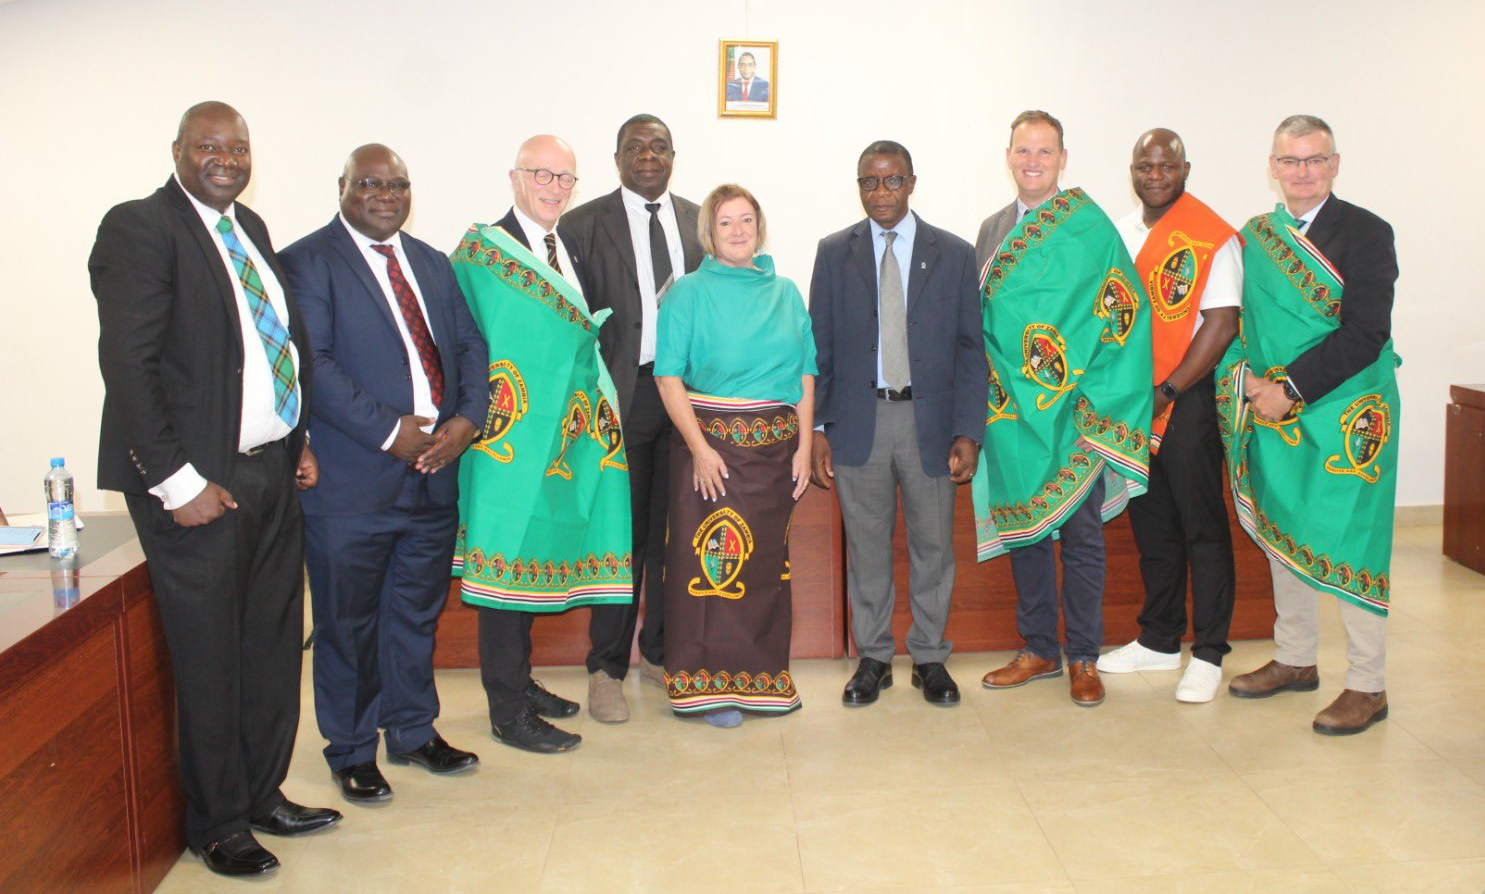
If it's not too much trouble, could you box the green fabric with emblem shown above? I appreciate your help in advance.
[1217,205,1399,616]
[448,223,633,612]
[971,188,1153,560]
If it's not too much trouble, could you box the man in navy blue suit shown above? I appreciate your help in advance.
[808,140,987,707]
[725,52,770,102]
[280,144,489,805]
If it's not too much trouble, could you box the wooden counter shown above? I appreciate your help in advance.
[0,515,184,893]
[1445,384,1485,575]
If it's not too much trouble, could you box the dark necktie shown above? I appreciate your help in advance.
[371,244,444,406]
[543,232,563,274]
[645,202,674,294]
[215,216,298,426]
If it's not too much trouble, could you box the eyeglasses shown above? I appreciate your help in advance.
[350,177,411,195]
[1274,155,1333,171]
[857,175,911,192]
[517,167,578,189]
[1133,162,1183,176]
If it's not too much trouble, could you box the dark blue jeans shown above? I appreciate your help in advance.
[1008,475,1106,665]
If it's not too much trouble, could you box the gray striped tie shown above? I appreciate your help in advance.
[879,231,908,388]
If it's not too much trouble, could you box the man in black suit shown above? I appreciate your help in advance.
[808,140,986,707]
[560,114,702,723]
[90,101,339,878]
[1228,115,1399,735]
[471,134,592,754]
[279,145,488,805]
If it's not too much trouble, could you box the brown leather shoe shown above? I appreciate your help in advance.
[1227,660,1319,699]
[1069,661,1104,707]
[982,651,1062,689]
[1313,689,1388,736]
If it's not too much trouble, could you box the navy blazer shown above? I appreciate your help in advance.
[1282,194,1398,405]
[279,217,489,515]
[809,212,988,476]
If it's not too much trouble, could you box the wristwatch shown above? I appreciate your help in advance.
[1159,381,1180,401]
[1281,379,1303,403]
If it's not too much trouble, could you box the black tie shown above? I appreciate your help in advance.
[543,232,563,274]
[645,202,674,294]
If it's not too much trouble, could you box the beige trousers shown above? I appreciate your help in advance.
[1269,557,1387,691]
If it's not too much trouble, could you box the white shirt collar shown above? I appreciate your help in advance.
[869,210,917,242]
[174,172,240,231]
[339,213,404,252]
[1292,195,1330,227]
[511,204,557,242]
[621,187,672,215]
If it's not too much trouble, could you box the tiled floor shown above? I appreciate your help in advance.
[158,525,1485,892]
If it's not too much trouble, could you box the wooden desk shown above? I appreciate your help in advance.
[1445,384,1485,575]
[433,483,848,667]
[0,515,184,893]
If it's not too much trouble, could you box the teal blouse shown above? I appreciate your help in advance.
[654,254,818,404]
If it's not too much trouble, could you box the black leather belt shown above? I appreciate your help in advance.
[876,386,912,401]
[241,438,285,457]
[637,362,655,377]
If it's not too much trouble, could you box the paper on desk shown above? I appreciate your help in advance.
[0,511,86,556]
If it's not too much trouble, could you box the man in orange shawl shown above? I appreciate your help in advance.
[1094,129,1240,704]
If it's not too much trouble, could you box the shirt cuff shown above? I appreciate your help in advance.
[381,422,400,452]
[149,464,208,510]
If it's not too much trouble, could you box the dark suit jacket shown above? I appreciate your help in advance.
[974,200,1020,275]
[725,78,770,102]
[809,212,988,476]
[560,189,702,415]
[279,218,490,515]
[1283,194,1398,405]
[91,177,311,496]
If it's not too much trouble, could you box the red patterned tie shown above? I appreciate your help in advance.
[371,244,444,406]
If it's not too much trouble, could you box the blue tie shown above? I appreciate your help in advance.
[216,216,299,428]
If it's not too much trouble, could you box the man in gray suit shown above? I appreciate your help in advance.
[809,140,987,707]
[560,114,703,723]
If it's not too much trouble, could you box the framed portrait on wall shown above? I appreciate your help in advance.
[718,40,777,119]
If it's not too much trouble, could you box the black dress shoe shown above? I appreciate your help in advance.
[525,679,580,718]
[250,800,343,836]
[388,734,480,774]
[493,707,582,753]
[843,657,894,706]
[911,662,961,706]
[331,761,393,803]
[192,830,279,877]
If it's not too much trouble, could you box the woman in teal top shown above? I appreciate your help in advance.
[653,184,817,728]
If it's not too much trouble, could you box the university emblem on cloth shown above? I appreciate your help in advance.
[688,507,754,599]
[986,357,1017,425]
[1325,394,1391,483]
[590,396,627,472]
[1149,231,1214,322]
[1253,367,1303,446]
[473,360,527,463]
[1021,323,1084,410]
[1094,268,1139,346]
[546,392,592,479]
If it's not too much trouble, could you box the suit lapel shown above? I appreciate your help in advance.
[327,219,402,342]
[675,197,704,273]
[597,191,640,284]
[165,180,241,324]
[849,221,877,312]
[907,213,937,315]
[494,208,528,249]
[1303,194,1343,254]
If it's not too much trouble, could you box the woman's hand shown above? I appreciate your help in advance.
[790,444,811,500]
[692,442,729,501]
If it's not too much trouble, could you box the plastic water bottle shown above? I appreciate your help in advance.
[45,457,78,558]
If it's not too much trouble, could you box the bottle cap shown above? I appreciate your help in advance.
[50,457,64,467]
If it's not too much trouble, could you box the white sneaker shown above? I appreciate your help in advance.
[1175,658,1223,703]
[1095,640,1182,673]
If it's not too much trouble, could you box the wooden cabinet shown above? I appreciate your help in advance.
[1444,384,1485,575]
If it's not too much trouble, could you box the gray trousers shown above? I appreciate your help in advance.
[834,400,956,665]
[1269,556,1387,691]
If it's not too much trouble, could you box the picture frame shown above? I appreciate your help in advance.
[718,40,778,119]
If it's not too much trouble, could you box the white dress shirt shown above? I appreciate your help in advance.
[152,175,301,509]
[869,212,916,388]
[510,206,582,294]
[338,216,440,449]
[620,187,685,365]
[1116,204,1243,340]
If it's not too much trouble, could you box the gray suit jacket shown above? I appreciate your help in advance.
[974,200,1020,274]
[560,189,703,416]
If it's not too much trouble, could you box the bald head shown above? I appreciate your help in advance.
[510,135,578,231]
[1132,128,1185,164]
[1129,127,1191,218]
[339,143,411,242]
[172,101,251,212]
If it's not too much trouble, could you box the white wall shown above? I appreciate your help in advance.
[1,0,1479,513]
